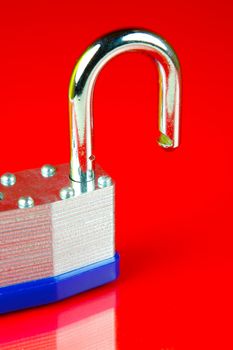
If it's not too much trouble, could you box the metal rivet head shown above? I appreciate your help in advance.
[1,173,16,187]
[0,192,4,200]
[18,196,34,209]
[98,175,112,188]
[60,187,75,200]
[41,165,56,178]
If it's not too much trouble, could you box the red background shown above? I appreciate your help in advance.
[0,0,233,348]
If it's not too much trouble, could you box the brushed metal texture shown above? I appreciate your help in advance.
[0,164,114,287]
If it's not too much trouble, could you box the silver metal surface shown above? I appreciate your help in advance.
[98,176,113,188]
[0,173,16,187]
[18,196,34,209]
[69,28,181,182]
[0,163,114,287]
[41,164,56,178]
[0,29,181,290]
[0,163,110,212]
[60,186,75,199]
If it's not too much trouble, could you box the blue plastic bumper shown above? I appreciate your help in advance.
[0,253,119,314]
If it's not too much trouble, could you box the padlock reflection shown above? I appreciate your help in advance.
[0,291,116,350]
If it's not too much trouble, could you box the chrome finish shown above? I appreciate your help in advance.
[0,28,181,292]
[18,196,34,209]
[1,173,16,187]
[69,28,181,182]
[60,186,75,199]
[98,175,112,188]
[41,164,56,178]
[72,178,95,196]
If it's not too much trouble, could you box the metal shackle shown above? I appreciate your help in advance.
[69,29,181,183]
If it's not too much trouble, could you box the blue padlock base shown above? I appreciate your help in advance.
[0,253,119,314]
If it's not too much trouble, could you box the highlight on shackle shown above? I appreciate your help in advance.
[69,28,181,183]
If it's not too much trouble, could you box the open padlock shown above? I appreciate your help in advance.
[0,29,181,313]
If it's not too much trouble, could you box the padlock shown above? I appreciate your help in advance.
[0,28,181,313]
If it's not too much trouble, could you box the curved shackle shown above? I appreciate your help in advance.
[69,29,181,183]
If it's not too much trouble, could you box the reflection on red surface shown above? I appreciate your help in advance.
[0,290,116,349]
[0,0,233,348]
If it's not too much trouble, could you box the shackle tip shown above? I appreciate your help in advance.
[157,133,174,148]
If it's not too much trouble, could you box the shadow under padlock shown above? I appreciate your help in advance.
[0,28,181,314]
[0,291,116,350]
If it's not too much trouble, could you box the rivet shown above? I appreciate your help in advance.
[98,175,112,188]
[18,196,34,209]
[1,173,16,187]
[60,187,75,200]
[41,164,56,178]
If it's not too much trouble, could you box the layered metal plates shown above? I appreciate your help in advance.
[0,164,115,288]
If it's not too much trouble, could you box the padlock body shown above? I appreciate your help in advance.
[0,164,119,313]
